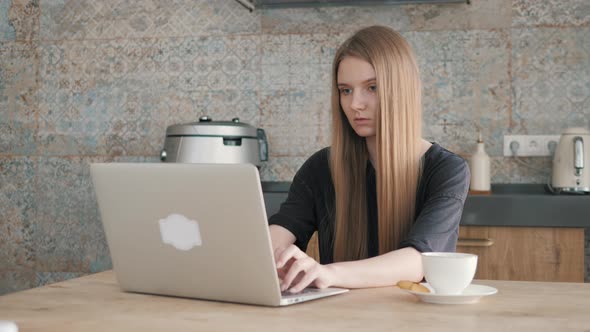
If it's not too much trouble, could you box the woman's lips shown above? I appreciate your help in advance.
[354,118,371,124]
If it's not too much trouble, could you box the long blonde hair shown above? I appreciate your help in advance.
[330,26,422,262]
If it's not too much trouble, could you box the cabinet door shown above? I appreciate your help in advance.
[457,226,584,282]
[306,232,320,262]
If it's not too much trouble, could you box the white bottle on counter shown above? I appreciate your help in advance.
[469,133,491,192]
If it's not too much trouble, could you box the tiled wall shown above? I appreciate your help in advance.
[1,0,589,294]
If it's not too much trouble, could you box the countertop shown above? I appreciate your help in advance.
[1,271,589,331]
[262,183,590,228]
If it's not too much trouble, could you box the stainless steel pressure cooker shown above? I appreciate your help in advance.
[160,116,268,167]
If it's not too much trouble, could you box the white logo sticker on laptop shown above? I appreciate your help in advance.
[158,213,202,251]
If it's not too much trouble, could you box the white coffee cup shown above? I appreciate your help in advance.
[0,321,18,332]
[421,252,478,295]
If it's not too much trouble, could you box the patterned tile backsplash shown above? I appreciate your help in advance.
[512,0,590,27]
[32,35,266,156]
[1,0,589,294]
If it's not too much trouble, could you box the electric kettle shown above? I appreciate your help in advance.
[551,127,590,193]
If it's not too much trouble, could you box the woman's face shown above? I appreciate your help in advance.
[337,56,379,138]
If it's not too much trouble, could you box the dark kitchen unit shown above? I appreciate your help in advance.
[262,182,590,283]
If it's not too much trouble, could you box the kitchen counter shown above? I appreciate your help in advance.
[262,183,590,228]
[1,271,589,331]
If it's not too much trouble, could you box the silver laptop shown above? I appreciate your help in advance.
[90,162,348,306]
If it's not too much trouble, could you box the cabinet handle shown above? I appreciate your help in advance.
[457,238,494,247]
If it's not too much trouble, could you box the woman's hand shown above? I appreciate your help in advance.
[274,244,335,293]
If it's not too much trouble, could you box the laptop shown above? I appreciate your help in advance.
[90,162,348,306]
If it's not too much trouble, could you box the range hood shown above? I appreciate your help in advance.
[236,0,469,11]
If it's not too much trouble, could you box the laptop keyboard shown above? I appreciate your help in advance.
[281,288,320,297]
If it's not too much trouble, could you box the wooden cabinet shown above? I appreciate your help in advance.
[457,226,585,282]
[306,232,320,262]
[306,226,585,282]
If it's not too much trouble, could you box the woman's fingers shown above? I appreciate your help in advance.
[273,246,288,268]
[275,245,306,269]
[280,257,314,291]
[288,265,319,293]
[276,257,295,279]
[274,244,325,292]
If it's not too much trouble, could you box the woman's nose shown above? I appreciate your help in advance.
[350,90,367,110]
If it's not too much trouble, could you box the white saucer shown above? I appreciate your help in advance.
[404,283,498,304]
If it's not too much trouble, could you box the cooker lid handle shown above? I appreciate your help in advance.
[257,128,268,162]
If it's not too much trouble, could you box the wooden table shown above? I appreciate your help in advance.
[0,271,588,331]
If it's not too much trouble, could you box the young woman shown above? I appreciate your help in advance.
[268,25,470,293]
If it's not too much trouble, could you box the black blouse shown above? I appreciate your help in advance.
[268,143,471,264]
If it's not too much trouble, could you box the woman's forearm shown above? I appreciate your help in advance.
[269,225,296,252]
[326,247,424,288]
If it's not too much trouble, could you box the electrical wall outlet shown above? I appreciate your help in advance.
[503,135,561,157]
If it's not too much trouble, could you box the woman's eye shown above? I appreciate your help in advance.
[368,85,377,92]
[340,88,352,95]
